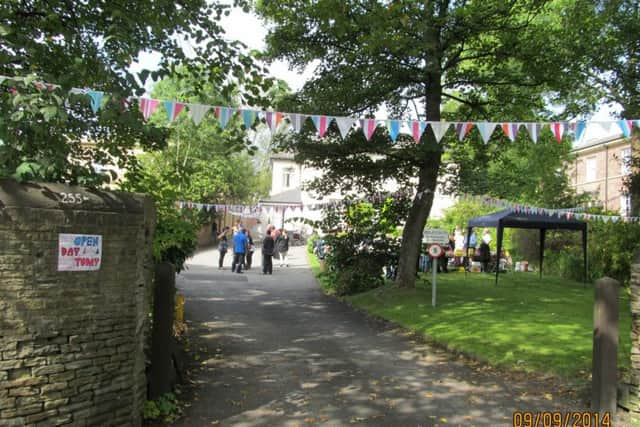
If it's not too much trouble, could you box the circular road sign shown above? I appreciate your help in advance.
[427,244,444,258]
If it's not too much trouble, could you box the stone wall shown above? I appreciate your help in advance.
[627,249,640,420]
[0,180,155,427]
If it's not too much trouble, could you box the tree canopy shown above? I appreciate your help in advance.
[0,0,271,184]
[258,0,595,288]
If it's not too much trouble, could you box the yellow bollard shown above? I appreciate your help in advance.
[175,294,185,324]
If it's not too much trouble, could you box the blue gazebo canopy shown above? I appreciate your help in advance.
[466,209,587,284]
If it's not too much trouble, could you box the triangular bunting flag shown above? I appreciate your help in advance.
[598,121,614,134]
[265,111,276,132]
[501,123,520,142]
[411,121,427,143]
[455,122,473,141]
[360,119,377,141]
[163,101,184,122]
[217,107,234,129]
[312,115,330,138]
[525,123,543,143]
[476,122,497,144]
[186,104,211,126]
[616,120,634,138]
[429,122,450,143]
[573,121,587,142]
[140,98,159,120]
[241,109,257,129]
[288,114,306,133]
[550,122,565,143]
[387,120,401,142]
[335,117,356,139]
[86,90,104,113]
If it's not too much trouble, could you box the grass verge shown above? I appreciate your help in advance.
[309,253,631,383]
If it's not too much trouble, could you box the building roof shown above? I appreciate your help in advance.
[259,187,303,205]
[572,131,625,152]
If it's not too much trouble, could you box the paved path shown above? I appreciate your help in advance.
[171,246,583,427]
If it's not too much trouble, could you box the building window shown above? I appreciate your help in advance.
[621,148,632,176]
[282,167,294,188]
[620,194,631,216]
[585,156,597,182]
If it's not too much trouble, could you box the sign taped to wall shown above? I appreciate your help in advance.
[58,234,102,271]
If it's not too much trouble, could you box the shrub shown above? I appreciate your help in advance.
[311,195,409,296]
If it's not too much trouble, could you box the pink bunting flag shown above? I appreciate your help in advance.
[163,101,184,122]
[140,98,159,120]
[312,115,330,137]
[411,121,426,143]
[360,119,377,141]
[550,122,565,143]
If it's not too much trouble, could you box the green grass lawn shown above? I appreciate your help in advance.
[337,264,630,382]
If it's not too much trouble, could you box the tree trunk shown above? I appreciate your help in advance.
[395,67,443,287]
[395,151,442,288]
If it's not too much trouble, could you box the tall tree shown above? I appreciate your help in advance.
[0,0,270,184]
[258,0,591,288]
[122,71,272,269]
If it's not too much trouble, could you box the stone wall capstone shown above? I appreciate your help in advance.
[0,179,155,427]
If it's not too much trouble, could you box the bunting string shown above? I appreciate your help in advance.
[175,192,640,224]
[2,74,639,145]
[459,193,640,224]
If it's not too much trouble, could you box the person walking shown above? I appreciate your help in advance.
[262,229,274,275]
[245,230,254,270]
[231,228,248,274]
[217,226,230,270]
[276,229,290,267]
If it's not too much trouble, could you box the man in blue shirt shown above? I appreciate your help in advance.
[231,228,248,273]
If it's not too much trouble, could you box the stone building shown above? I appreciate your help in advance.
[265,152,456,233]
[567,132,633,215]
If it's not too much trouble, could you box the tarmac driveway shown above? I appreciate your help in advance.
[170,246,583,427]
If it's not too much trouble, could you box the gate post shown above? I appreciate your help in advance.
[592,276,620,416]
[149,262,176,399]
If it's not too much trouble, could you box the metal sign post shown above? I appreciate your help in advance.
[427,244,444,307]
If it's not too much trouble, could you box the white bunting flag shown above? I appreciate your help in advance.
[477,122,498,144]
[187,103,211,126]
[335,117,356,138]
[428,122,450,143]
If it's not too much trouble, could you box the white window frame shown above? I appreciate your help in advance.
[282,167,294,188]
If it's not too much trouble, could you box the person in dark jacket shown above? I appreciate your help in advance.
[245,231,254,270]
[262,229,274,274]
[275,229,290,267]
[217,226,230,270]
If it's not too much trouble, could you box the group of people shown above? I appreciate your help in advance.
[216,221,290,275]
[420,226,493,273]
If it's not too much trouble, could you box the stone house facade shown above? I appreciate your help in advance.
[567,133,633,215]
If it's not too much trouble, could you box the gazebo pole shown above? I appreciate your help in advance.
[539,229,546,279]
[495,223,503,286]
[465,226,473,280]
[582,227,588,286]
